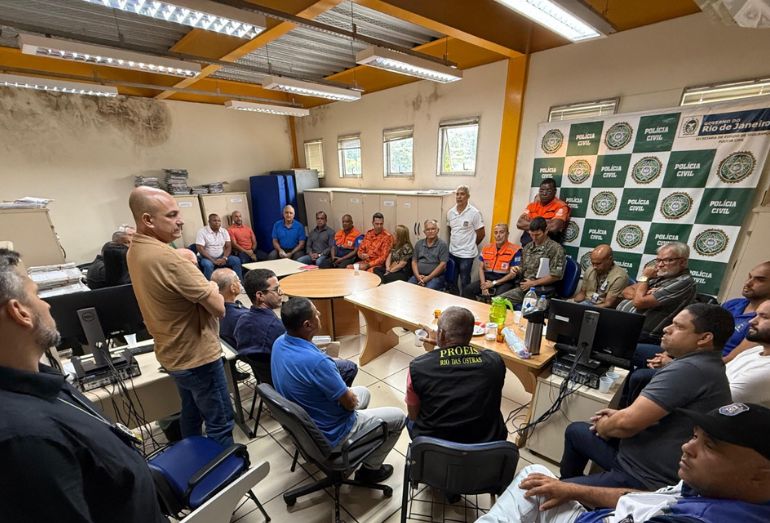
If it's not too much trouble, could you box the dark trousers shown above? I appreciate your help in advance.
[560,422,646,489]
[461,276,515,301]
[448,254,474,295]
[236,250,268,265]
[373,265,411,283]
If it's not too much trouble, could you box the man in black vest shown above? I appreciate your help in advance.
[405,306,507,443]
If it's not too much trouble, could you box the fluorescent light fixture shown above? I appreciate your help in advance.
[81,0,266,39]
[493,0,607,42]
[681,78,770,106]
[0,73,118,97]
[262,76,361,102]
[225,100,310,117]
[356,46,462,83]
[19,34,200,78]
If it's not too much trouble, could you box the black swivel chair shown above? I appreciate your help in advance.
[256,384,393,523]
[401,436,519,522]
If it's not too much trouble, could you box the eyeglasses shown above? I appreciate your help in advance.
[654,257,682,265]
[262,285,282,294]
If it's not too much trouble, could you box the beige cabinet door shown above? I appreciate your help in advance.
[199,193,250,227]
[396,195,421,243]
[363,193,397,233]
[416,196,444,242]
[174,195,204,248]
[332,192,365,232]
[304,190,335,229]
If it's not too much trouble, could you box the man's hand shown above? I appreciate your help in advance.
[642,266,658,279]
[590,408,617,437]
[481,288,490,296]
[480,280,494,291]
[416,274,426,286]
[279,250,288,259]
[520,280,534,291]
[245,250,257,261]
[647,352,672,369]
[359,252,370,260]
[311,253,320,260]
[519,474,577,511]
[359,262,369,270]
[214,257,227,266]
[419,324,438,348]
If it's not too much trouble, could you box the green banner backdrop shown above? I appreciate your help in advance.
[532,99,770,295]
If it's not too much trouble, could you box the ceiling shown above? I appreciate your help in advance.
[0,0,702,109]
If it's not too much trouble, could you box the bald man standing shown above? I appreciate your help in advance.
[572,244,629,309]
[127,187,234,447]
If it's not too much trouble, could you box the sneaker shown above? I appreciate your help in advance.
[234,370,251,381]
[354,464,394,483]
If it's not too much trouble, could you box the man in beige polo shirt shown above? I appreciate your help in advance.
[127,187,233,446]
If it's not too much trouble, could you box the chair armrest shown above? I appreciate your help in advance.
[339,419,387,469]
[187,444,250,494]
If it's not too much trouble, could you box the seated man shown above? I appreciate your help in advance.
[405,306,506,443]
[227,210,267,264]
[722,261,770,357]
[617,242,696,343]
[462,223,521,300]
[351,212,393,272]
[408,220,448,290]
[234,269,356,386]
[331,214,360,268]
[271,297,405,482]
[726,299,770,408]
[516,177,570,245]
[500,217,565,306]
[195,213,243,280]
[297,211,334,268]
[269,205,306,260]
[571,244,629,308]
[212,268,247,348]
[478,403,770,523]
[86,229,133,289]
[561,304,733,490]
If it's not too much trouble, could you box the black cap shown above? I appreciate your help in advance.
[678,403,770,461]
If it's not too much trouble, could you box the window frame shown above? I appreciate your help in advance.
[303,139,325,178]
[437,117,480,177]
[548,98,619,122]
[383,126,414,178]
[680,77,770,106]
[337,134,362,178]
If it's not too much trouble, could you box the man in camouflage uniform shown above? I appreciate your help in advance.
[501,217,565,306]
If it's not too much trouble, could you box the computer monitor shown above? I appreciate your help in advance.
[546,299,645,369]
[44,284,147,354]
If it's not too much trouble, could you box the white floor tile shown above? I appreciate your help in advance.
[360,349,414,380]
[393,333,432,359]
[382,367,408,394]
[341,451,406,523]
[501,369,533,405]
[242,434,314,506]
[338,335,366,360]
[353,368,380,388]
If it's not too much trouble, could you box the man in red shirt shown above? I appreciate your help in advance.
[227,211,267,264]
[516,178,570,245]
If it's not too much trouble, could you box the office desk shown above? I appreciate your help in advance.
[280,268,381,338]
[345,280,555,395]
[82,340,253,437]
[241,258,305,277]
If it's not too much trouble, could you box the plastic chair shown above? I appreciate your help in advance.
[148,436,270,522]
[256,384,393,523]
[401,436,519,522]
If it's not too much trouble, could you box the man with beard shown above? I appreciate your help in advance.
[726,299,770,407]
[0,249,166,522]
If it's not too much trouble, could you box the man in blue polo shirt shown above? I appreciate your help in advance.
[272,297,405,483]
[722,261,770,357]
[234,269,356,386]
[269,205,306,260]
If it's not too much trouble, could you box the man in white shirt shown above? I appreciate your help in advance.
[195,213,242,281]
[446,185,485,295]
[726,299,770,408]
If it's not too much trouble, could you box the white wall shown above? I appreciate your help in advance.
[511,12,770,224]
[296,60,508,233]
[0,92,294,263]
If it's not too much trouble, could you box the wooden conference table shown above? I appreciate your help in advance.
[241,258,305,277]
[345,280,556,395]
[280,268,381,338]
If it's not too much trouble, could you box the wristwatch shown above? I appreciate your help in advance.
[492,280,497,287]
[637,275,649,283]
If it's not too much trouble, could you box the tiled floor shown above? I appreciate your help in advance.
[221,311,556,523]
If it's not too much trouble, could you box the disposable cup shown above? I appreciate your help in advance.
[513,311,522,325]
[485,322,498,341]
[414,329,428,346]
[353,263,360,274]
[598,376,613,393]
[604,371,621,384]
[124,333,137,346]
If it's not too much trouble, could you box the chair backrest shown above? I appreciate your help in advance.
[694,292,719,305]
[353,234,365,249]
[556,255,581,298]
[256,384,333,463]
[444,257,457,283]
[407,436,519,496]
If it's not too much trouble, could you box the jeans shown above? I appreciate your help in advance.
[337,386,406,469]
[448,254,474,295]
[296,254,332,268]
[167,358,234,447]
[560,422,645,489]
[199,256,242,280]
[408,274,445,290]
[235,250,268,265]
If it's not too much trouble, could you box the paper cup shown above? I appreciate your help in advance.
[598,376,613,393]
[124,333,137,346]
[353,263,360,274]
[513,311,522,325]
[414,329,428,346]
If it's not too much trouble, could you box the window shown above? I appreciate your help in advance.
[680,77,770,106]
[337,134,362,178]
[548,98,618,122]
[303,139,325,178]
[383,127,414,177]
[438,117,479,176]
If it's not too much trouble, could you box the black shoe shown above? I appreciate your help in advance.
[354,464,394,483]
[234,370,250,381]
[445,493,461,504]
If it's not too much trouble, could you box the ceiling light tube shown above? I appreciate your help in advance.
[493,0,607,42]
[81,0,266,39]
[19,34,201,78]
[262,76,361,102]
[0,73,118,97]
[225,100,310,117]
[356,46,462,83]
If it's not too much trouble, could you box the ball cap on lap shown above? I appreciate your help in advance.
[678,403,770,460]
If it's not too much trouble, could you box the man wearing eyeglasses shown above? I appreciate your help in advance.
[617,242,696,343]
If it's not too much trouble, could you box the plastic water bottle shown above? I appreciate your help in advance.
[502,327,530,359]
[522,288,538,313]
[536,294,548,311]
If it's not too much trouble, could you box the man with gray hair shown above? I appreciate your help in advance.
[409,219,449,290]
[447,185,485,295]
[405,306,507,443]
[617,242,696,343]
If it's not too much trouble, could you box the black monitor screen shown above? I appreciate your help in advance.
[546,299,645,369]
[44,284,146,352]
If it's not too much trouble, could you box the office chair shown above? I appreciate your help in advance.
[555,255,581,298]
[694,292,719,305]
[256,384,393,523]
[148,436,270,522]
[401,436,519,523]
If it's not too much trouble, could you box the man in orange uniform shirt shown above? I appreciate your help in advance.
[332,214,361,268]
[227,210,267,264]
[516,177,570,245]
[350,213,393,272]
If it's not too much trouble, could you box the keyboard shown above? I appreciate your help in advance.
[123,344,155,357]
